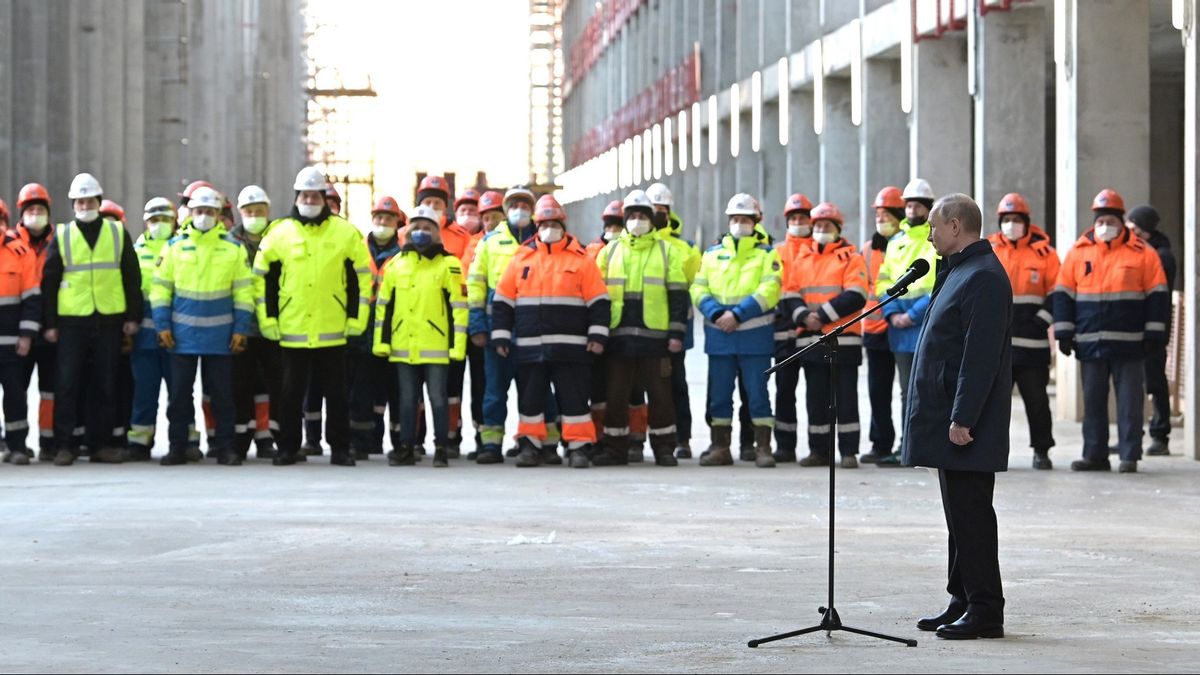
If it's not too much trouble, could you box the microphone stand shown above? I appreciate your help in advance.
[749,283,919,649]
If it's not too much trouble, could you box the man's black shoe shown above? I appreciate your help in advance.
[935,614,1004,640]
[917,602,967,632]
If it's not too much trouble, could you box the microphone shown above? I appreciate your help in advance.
[885,258,931,296]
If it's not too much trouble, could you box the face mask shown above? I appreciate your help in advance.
[876,221,898,237]
[148,220,174,240]
[409,229,433,247]
[653,212,669,230]
[75,209,100,223]
[242,216,268,235]
[456,212,479,227]
[626,217,652,237]
[787,224,811,238]
[813,231,838,245]
[192,214,216,232]
[538,227,563,244]
[297,203,323,219]
[372,225,396,242]
[23,213,48,233]
[908,213,927,226]
[1000,221,1025,241]
[177,206,190,222]
[508,208,531,228]
[729,222,754,238]
[602,230,618,242]
[1095,224,1120,242]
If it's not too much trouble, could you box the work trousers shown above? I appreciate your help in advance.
[21,341,57,452]
[669,350,691,443]
[707,354,773,428]
[772,357,802,454]
[167,354,234,454]
[895,352,915,451]
[939,469,1004,624]
[1081,357,1145,462]
[865,347,896,454]
[129,348,173,452]
[1012,365,1055,452]
[0,359,30,454]
[54,324,123,454]
[1144,344,1171,441]
[280,347,349,457]
[397,363,449,447]
[481,346,559,452]
[516,361,593,450]
[602,356,676,456]
[232,336,282,454]
[803,363,860,458]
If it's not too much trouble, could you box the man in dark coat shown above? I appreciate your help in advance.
[901,193,1012,640]
[1125,205,1177,456]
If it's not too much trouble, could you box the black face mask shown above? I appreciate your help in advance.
[653,212,668,230]
[908,213,927,227]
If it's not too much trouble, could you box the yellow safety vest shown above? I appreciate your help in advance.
[56,219,127,316]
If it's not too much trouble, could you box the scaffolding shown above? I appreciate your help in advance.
[529,0,564,186]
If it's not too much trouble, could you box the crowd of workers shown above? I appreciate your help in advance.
[0,167,1177,472]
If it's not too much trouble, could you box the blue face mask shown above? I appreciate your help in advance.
[410,230,433,247]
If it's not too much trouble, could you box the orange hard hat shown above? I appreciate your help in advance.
[997,192,1031,216]
[533,194,566,225]
[873,186,904,210]
[602,199,624,220]
[179,180,215,201]
[810,201,844,226]
[100,199,126,222]
[478,190,504,214]
[324,184,342,202]
[783,193,814,216]
[1091,188,1125,212]
[454,188,481,209]
[417,175,451,204]
[17,183,51,210]
[372,195,402,216]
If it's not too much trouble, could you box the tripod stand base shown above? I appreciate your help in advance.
[747,606,917,648]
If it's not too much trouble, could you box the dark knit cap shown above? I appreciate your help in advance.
[1126,204,1160,232]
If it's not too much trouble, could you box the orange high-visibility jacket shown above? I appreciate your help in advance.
[987,224,1060,366]
[784,237,869,365]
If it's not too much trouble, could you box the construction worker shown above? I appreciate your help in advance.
[230,185,282,460]
[1053,189,1169,474]
[1124,205,1177,457]
[692,193,782,468]
[460,189,505,459]
[585,199,625,438]
[587,200,624,261]
[101,197,135,453]
[463,190,505,276]
[987,193,1060,470]
[784,202,869,468]
[151,187,253,466]
[126,198,177,461]
[177,180,215,225]
[347,196,406,460]
[645,182,702,461]
[491,194,610,468]
[468,186,561,463]
[373,205,468,467]
[325,184,343,215]
[252,166,372,466]
[770,192,814,463]
[13,183,59,462]
[99,200,126,225]
[40,172,142,465]
[454,188,483,234]
[592,189,687,467]
[873,178,939,467]
[860,186,905,464]
[0,209,43,465]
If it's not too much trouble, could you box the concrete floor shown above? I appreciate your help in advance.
[2,351,1198,672]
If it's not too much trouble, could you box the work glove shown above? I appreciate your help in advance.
[1057,338,1073,357]
[230,333,248,355]
[158,330,175,350]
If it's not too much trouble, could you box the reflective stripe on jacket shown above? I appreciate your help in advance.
[988,224,1060,366]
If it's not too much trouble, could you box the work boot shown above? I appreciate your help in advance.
[653,446,678,467]
[301,442,323,457]
[10,451,31,466]
[466,450,478,460]
[541,445,564,466]
[1032,450,1053,470]
[859,449,887,464]
[1070,458,1111,472]
[160,449,187,466]
[798,453,830,468]
[699,426,734,467]
[1146,437,1170,456]
[591,438,629,467]
[446,445,461,460]
[330,449,356,466]
[475,447,503,464]
[674,442,692,460]
[1118,460,1138,474]
[875,452,904,467]
[256,442,276,460]
[272,450,297,466]
[569,449,591,468]
[389,445,416,466]
[53,449,76,466]
[205,448,220,459]
[126,447,152,462]
[90,447,125,464]
[38,448,55,463]
[515,439,542,468]
[753,426,775,468]
[217,449,243,466]
[432,446,449,468]
[628,445,645,463]
[353,449,370,461]
[739,446,756,462]
[505,446,521,458]
[772,448,797,464]
[184,447,204,463]
[840,455,859,469]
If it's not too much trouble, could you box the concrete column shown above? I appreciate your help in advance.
[11,0,50,189]
[860,58,907,242]
[1053,0,1150,421]
[122,0,145,217]
[100,4,127,203]
[0,1,15,200]
[974,5,1046,236]
[820,77,860,244]
[46,0,77,208]
[1183,0,1199,460]
[788,88,820,204]
[910,37,971,196]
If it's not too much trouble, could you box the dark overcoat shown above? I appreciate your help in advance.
[901,239,1012,472]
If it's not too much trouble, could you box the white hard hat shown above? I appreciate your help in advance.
[142,197,175,221]
[623,189,653,212]
[409,204,440,225]
[188,187,224,211]
[293,166,327,192]
[725,192,759,217]
[237,185,271,209]
[503,186,535,206]
[68,172,103,200]
[646,182,673,207]
[901,178,935,202]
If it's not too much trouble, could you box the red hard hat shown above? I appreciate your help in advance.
[417,175,451,204]
[100,199,126,222]
[17,183,51,210]
[1091,188,1125,212]
[324,184,342,202]
[602,200,624,219]
[873,186,904,210]
[454,188,481,209]
[179,180,215,200]
[478,190,504,214]
[997,192,1031,216]
[783,193,814,216]
[533,194,566,225]
[372,195,402,216]
[810,201,844,226]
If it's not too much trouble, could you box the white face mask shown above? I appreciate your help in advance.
[729,222,755,238]
[371,225,396,242]
[455,212,479,227]
[75,209,100,223]
[538,226,563,244]
[147,220,174,240]
[1095,223,1120,242]
[787,224,811,239]
[1001,221,1026,241]
[22,213,48,233]
[177,206,190,223]
[876,221,899,238]
[508,208,531,228]
[813,231,838,245]
[192,214,217,232]
[242,216,268,235]
[297,203,323,219]
[626,217,652,237]
[602,229,619,242]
